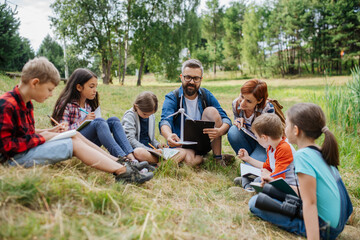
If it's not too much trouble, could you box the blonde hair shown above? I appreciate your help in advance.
[252,114,283,139]
[21,57,60,86]
[133,91,158,113]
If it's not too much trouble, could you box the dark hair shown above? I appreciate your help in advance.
[241,79,268,109]
[252,114,283,139]
[287,103,339,167]
[52,68,99,124]
[133,91,158,113]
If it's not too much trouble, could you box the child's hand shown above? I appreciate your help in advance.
[85,112,96,120]
[261,168,272,183]
[238,148,250,162]
[49,122,68,133]
[158,143,168,149]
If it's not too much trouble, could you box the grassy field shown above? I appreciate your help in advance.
[0,73,359,240]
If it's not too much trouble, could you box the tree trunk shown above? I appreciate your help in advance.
[122,33,129,85]
[102,57,112,85]
[137,47,145,86]
[118,40,122,84]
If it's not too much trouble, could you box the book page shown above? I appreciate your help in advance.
[162,148,179,160]
[48,129,77,142]
[94,106,101,118]
[240,163,261,177]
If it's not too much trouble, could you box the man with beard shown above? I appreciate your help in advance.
[159,59,232,166]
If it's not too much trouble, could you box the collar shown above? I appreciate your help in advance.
[12,85,30,111]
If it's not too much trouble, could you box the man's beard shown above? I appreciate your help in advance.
[182,82,199,97]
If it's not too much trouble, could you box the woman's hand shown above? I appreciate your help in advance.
[234,117,245,130]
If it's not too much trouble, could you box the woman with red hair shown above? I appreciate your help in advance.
[227,79,275,191]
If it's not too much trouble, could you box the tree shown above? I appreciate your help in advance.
[222,1,246,71]
[37,35,64,77]
[202,0,225,75]
[0,3,34,71]
[241,6,264,75]
[51,0,122,84]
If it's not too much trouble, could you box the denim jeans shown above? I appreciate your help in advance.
[79,117,134,157]
[227,125,267,161]
[249,195,342,240]
[228,125,267,188]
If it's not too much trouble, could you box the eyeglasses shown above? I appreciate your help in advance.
[183,75,202,83]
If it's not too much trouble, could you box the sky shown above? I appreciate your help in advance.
[4,0,235,52]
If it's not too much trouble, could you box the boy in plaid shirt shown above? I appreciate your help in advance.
[0,57,152,184]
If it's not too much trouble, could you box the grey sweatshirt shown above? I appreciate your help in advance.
[121,108,160,150]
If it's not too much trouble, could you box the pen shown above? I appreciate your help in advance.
[47,115,60,125]
[148,143,157,150]
[79,108,89,114]
[270,168,290,178]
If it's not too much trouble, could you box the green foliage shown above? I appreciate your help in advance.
[37,35,64,77]
[0,3,34,71]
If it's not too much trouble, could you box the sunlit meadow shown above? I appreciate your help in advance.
[0,72,359,239]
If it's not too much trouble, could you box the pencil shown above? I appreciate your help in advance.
[79,108,89,114]
[148,143,157,150]
[47,115,60,126]
[270,168,290,178]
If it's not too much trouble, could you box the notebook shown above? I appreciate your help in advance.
[181,119,215,153]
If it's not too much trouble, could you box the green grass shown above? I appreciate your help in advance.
[0,73,359,239]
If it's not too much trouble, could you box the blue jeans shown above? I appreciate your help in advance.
[249,195,341,239]
[79,117,134,157]
[228,125,266,188]
[227,125,267,161]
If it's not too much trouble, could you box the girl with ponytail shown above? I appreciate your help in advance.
[248,103,352,240]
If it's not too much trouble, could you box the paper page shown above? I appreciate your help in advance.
[162,148,180,160]
[48,129,77,142]
[240,163,261,177]
[94,106,101,118]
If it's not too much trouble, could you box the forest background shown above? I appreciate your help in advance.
[1,0,359,85]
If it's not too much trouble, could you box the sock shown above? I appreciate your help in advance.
[214,154,222,159]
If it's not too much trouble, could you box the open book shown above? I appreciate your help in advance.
[148,148,180,160]
[241,163,261,180]
[250,178,297,196]
[48,129,77,142]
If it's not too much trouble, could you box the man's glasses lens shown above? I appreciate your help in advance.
[184,75,201,83]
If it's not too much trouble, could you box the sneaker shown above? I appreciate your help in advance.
[234,177,242,186]
[244,186,255,193]
[214,154,235,166]
[117,157,155,172]
[115,162,153,184]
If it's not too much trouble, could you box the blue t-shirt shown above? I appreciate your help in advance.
[294,147,340,228]
[139,116,151,147]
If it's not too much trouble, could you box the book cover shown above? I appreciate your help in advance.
[76,120,93,131]
[241,127,257,141]
[250,178,297,196]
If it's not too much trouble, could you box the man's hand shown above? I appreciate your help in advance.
[234,117,245,130]
[167,133,182,147]
[203,127,222,141]
[238,148,251,162]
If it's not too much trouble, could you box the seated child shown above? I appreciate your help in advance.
[248,103,352,239]
[0,57,153,184]
[122,91,186,164]
[51,68,153,171]
[235,114,296,192]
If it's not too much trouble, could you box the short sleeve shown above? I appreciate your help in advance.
[294,150,316,178]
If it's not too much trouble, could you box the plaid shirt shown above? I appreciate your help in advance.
[0,86,45,161]
[60,101,91,130]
